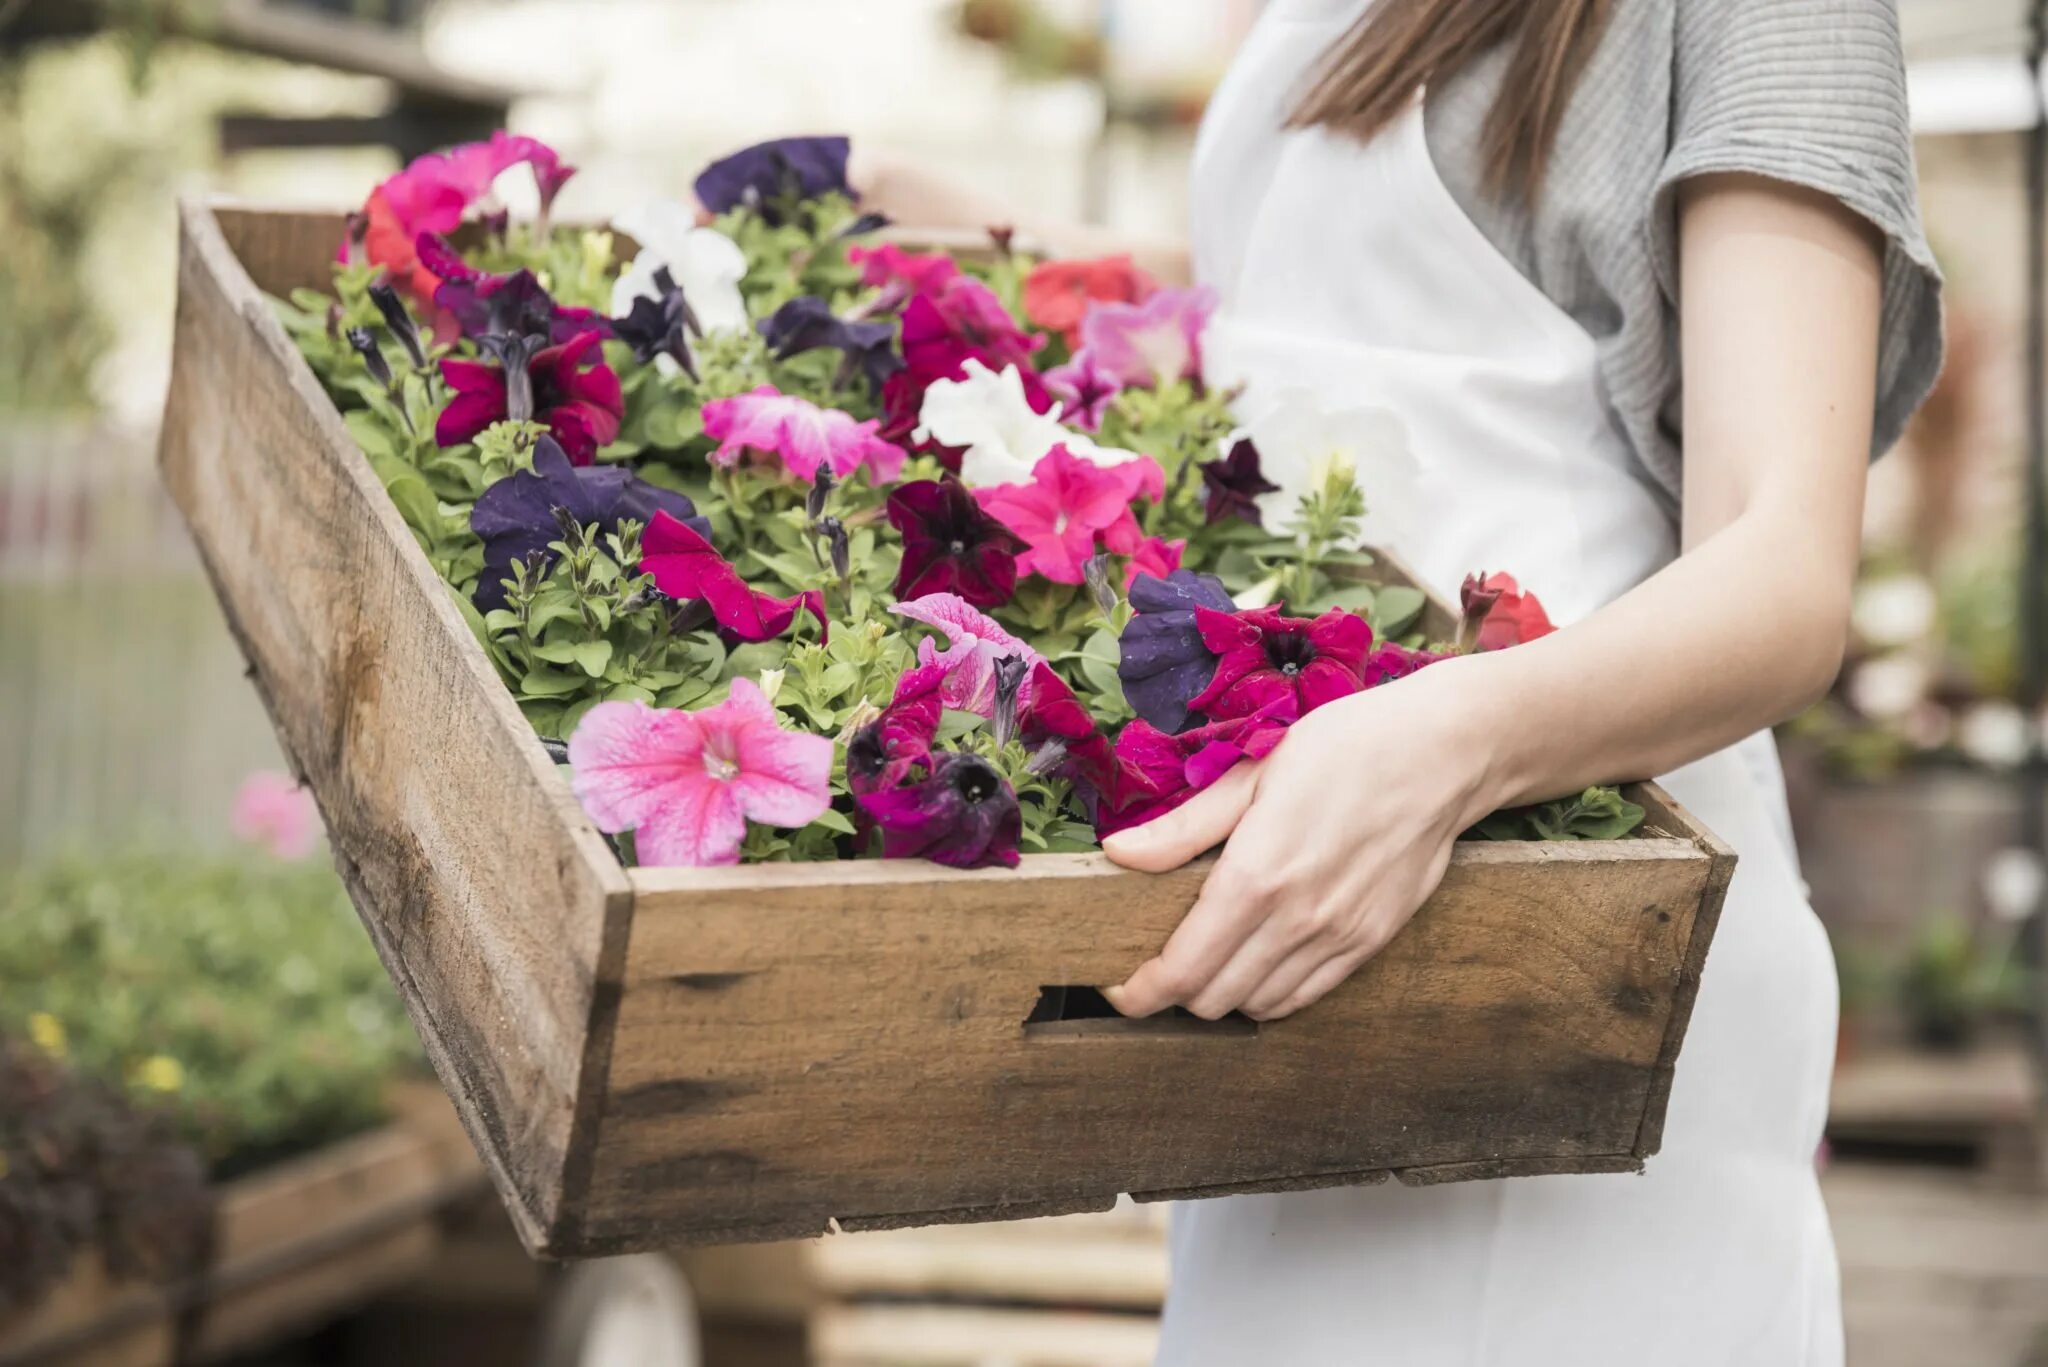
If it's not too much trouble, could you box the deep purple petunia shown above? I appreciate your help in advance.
[1200,438,1279,526]
[468,436,708,611]
[1117,570,1236,735]
[856,751,1022,869]
[610,265,700,377]
[421,236,608,346]
[1187,606,1374,724]
[695,136,855,225]
[886,478,1029,609]
[760,296,902,396]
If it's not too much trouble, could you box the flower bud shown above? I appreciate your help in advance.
[346,328,393,390]
[807,466,836,522]
[368,283,428,370]
[991,653,1031,750]
[819,515,851,582]
[1083,553,1119,619]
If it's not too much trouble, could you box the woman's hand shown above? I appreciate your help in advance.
[1100,658,1503,1022]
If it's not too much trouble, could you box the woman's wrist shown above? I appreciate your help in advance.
[1421,649,1533,829]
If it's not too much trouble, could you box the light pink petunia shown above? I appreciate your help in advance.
[1123,535,1185,589]
[890,594,1047,716]
[567,681,834,867]
[230,771,322,860]
[1079,285,1217,391]
[701,385,907,484]
[974,445,1166,585]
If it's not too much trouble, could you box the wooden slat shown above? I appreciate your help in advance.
[159,197,632,1255]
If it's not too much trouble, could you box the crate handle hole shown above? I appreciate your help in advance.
[1021,986,1258,1039]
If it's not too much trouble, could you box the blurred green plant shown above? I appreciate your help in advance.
[1895,912,2031,1050]
[0,852,421,1178]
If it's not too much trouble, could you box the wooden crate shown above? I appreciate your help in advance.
[159,195,1736,1258]
[0,1087,484,1366]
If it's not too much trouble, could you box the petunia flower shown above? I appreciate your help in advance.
[886,477,1029,609]
[359,131,568,302]
[759,296,903,397]
[567,680,833,867]
[611,201,750,350]
[469,435,708,611]
[702,385,907,485]
[1079,285,1216,390]
[849,243,966,309]
[1365,640,1452,685]
[916,361,1146,489]
[1017,661,1118,797]
[1237,390,1419,552]
[1095,707,1291,837]
[1201,437,1279,526]
[1117,570,1235,735]
[641,511,827,642]
[1187,606,1374,723]
[856,751,1022,869]
[1123,536,1184,589]
[1461,571,1557,651]
[437,330,624,464]
[1023,255,1158,347]
[846,663,946,796]
[230,771,322,860]
[974,444,1166,586]
[430,256,609,347]
[695,136,855,225]
[609,265,700,378]
[890,594,1046,716]
[1042,348,1122,432]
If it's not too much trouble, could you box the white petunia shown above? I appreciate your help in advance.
[914,361,1143,487]
[610,200,750,363]
[1236,388,1418,552]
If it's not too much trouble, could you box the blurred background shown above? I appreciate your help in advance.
[1,1,2045,1365]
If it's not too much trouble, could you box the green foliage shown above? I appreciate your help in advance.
[1897,912,2029,1048]
[0,852,421,1175]
[1470,786,1646,843]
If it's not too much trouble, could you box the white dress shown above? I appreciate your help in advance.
[1160,3,1844,1363]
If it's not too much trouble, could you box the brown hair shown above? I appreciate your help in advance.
[1289,0,1614,199]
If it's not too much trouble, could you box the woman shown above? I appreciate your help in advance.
[863,0,1940,1361]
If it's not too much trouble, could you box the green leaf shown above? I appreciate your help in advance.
[808,809,857,837]
[534,639,615,678]
[520,667,590,699]
[936,709,985,743]
[1369,586,1427,638]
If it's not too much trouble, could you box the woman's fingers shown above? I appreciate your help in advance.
[1267,945,1377,1021]
[1101,760,1261,874]
[1239,938,1336,1021]
[1103,842,1276,1017]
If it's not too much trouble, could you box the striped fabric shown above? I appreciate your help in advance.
[1422,0,1944,506]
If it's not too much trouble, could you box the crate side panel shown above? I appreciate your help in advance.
[157,200,628,1251]
[575,845,1710,1249]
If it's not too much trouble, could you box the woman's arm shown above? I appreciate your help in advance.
[1099,172,1883,1021]
[849,148,1192,283]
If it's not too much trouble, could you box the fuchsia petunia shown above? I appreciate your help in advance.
[846,663,947,796]
[360,132,570,303]
[1123,536,1185,589]
[1365,641,1451,685]
[1080,285,1217,391]
[436,329,623,464]
[641,511,828,643]
[890,594,1046,716]
[1017,662,1118,798]
[1095,706,1292,837]
[1043,348,1122,432]
[567,681,833,867]
[974,445,1167,586]
[857,751,1022,869]
[702,385,907,484]
[1186,606,1374,723]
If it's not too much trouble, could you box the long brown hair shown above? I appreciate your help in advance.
[1289,0,1613,199]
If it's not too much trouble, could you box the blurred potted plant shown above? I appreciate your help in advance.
[1895,911,2031,1051]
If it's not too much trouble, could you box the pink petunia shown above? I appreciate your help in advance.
[701,385,907,485]
[1080,285,1217,391]
[230,771,322,860]
[436,330,623,464]
[567,681,833,867]
[1095,706,1291,837]
[1187,606,1374,723]
[975,445,1167,586]
[359,132,570,303]
[1043,348,1123,432]
[1123,536,1185,589]
[641,512,828,643]
[890,593,1046,716]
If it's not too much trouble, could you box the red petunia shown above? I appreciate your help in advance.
[1460,571,1557,651]
[1023,255,1158,348]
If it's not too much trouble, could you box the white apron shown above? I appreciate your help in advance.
[1164,3,1844,1363]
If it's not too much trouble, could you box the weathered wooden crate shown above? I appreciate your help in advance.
[160,195,1735,1259]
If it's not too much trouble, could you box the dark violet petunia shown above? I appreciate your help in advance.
[1186,605,1373,724]
[1116,570,1235,735]
[1094,706,1291,838]
[610,265,701,378]
[368,283,428,370]
[430,257,610,348]
[436,330,624,464]
[847,663,946,797]
[759,296,903,397]
[886,477,1028,609]
[640,511,828,643]
[695,136,855,225]
[468,436,708,611]
[1201,438,1279,527]
[857,751,1022,869]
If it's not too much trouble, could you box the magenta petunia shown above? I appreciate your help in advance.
[435,329,623,464]
[846,663,947,796]
[1017,662,1118,798]
[1365,641,1451,685]
[640,511,828,643]
[359,132,568,304]
[1094,707,1291,837]
[1043,348,1122,432]
[856,751,1022,869]
[1079,285,1217,391]
[974,445,1167,586]
[1122,536,1185,589]
[886,477,1028,609]
[890,594,1046,716]
[567,681,833,867]
[701,385,907,485]
[1186,606,1374,724]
